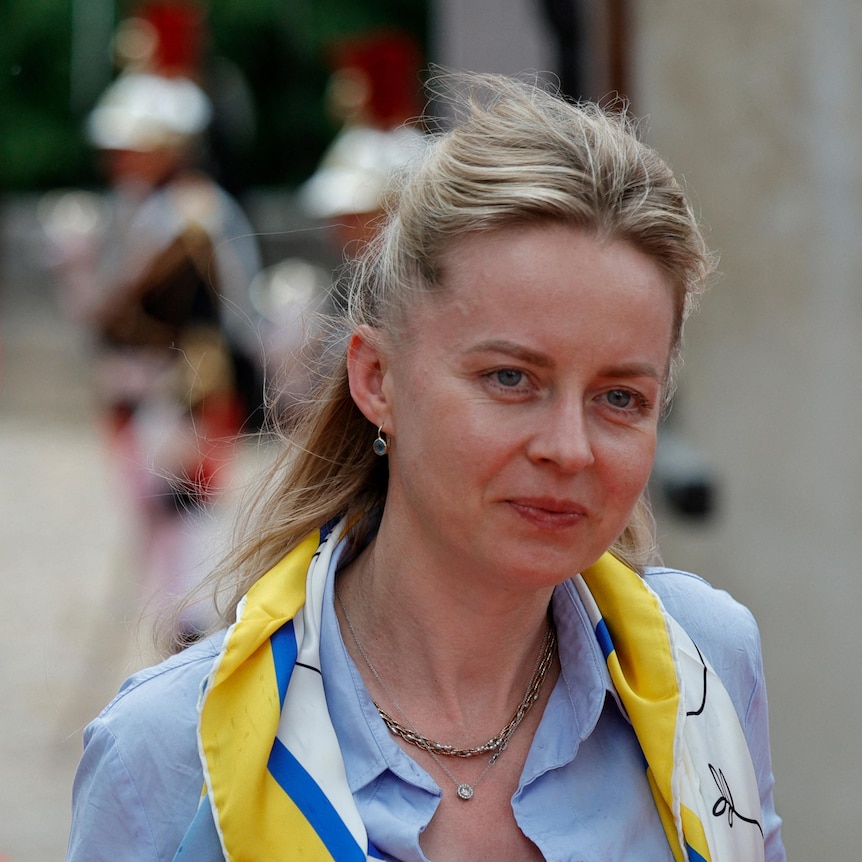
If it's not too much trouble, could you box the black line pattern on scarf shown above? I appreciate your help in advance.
[684,639,764,839]
[295,661,322,675]
[709,764,764,836]
[685,641,708,717]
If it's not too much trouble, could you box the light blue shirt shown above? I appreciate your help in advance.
[67,558,785,861]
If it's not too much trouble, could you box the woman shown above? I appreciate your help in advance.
[68,72,785,861]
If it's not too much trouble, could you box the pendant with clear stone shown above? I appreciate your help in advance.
[456,783,474,800]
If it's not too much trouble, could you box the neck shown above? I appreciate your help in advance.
[335,529,556,724]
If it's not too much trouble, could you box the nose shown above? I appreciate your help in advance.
[525,396,596,473]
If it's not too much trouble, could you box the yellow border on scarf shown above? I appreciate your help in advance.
[199,531,338,861]
[582,552,689,861]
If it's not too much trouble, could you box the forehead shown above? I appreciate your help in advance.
[395,223,676,372]
[439,223,671,311]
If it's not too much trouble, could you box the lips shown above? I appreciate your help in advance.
[507,497,587,528]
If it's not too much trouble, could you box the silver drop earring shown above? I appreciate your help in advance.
[372,426,389,456]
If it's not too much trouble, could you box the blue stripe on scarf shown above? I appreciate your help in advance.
[595,618,614,660]
[268,738,367,861]
[686,844,708,862]
[271,621,298,709]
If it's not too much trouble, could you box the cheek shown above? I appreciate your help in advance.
[391,392,508,493]
[602,435,657,499]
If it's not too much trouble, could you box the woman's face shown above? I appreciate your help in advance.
[370,223,676,593]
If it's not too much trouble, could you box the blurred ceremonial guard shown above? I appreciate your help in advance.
[300,28,427,252]
[44,2,264,638]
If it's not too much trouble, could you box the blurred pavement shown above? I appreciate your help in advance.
[1,199,151,860]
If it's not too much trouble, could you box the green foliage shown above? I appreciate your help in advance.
[0,0,428,190]
[0,0,91,187]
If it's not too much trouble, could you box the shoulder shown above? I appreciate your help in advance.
[643,568,786,860]
[643,566,759,644]
[642,567,763,711]
[642,567,761,653]
[68,632,226,861]
[97,630,226,736]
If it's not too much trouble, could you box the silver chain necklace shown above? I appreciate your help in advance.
[336,587,557,801]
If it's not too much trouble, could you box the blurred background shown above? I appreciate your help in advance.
[1,0,857,858]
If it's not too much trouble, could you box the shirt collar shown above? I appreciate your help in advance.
[518,579,619,787]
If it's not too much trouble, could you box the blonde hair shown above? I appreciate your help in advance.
[171,72,714,650]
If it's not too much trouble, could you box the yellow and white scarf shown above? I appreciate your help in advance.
[577,555,765,862]
[190,520,764,861]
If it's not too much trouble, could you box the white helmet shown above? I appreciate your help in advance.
[300,124,426,219]
[86,72,211,152]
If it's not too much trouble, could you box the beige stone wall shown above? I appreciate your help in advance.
[634,2,862,856]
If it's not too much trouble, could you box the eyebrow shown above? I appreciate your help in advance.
[466,339,666,382]
[603,364,667,384]
[466,339,554,368]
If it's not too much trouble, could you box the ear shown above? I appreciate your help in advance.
[347,325,392,429]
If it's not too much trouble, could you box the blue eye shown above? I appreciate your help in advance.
[606,389,634,409]
[494,369,524,387]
